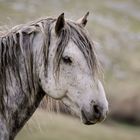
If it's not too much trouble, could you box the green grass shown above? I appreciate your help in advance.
[16,110,140,140]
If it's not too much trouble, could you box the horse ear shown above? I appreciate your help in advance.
[55,13,65,35]
[77,12,89,27]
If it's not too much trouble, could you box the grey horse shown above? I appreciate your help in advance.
[0,13,108,140]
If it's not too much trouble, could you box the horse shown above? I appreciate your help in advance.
[0,12,108,140]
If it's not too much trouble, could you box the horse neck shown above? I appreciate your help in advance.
[0,34,46,139]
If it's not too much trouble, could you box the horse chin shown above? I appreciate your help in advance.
[81,110,98,125]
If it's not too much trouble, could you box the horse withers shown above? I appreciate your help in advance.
[0,12,108,140]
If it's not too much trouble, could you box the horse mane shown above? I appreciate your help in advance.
[0,17,100,115]
[0,18,54,114]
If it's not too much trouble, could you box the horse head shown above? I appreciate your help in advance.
[39,13,109,125]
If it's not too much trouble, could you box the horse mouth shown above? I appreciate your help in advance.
[81,110,98,125]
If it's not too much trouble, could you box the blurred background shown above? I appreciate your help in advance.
[0,0,140,139]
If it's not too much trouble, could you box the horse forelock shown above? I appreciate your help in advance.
[53,20,100,77]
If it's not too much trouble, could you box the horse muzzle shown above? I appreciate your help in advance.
[81,104,109,125]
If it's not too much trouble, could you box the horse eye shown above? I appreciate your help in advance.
[62,56,72,65]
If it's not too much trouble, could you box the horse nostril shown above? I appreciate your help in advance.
[93,105,101,119]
